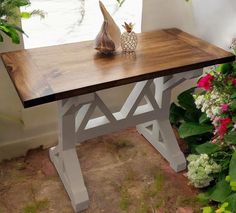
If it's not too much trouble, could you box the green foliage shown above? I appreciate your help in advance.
[170,88,213,150]
[170,61,236,211]
[229,152,236,190]
[199,113,210,124]
[153,173,164,192]
[169,103,185,124]
[215,202,232,213]
[209,179,232,202]
[0,0,44,44]
[225,132,236,144]
[0,21,23,43]
[218,63,233,75]
[179,122,213,139]
[202,206,214,213]
[170,88,202,127]
[177,88,196,110]
[224,194,236,212]
[23,199,49,213]
[119,187,131,211]
[212,151,232,172]
[197,193,211,205]
[195,142,220,155]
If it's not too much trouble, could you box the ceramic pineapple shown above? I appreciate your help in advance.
[121,22,138,52]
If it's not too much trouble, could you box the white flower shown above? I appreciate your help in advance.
[211,106,220,116]
[195,95,205,108]
[186,154,221,188]
[206,109,213,118]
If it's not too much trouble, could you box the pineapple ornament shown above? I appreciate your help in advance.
[121,22,138,52]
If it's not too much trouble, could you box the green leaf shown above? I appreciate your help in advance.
[20,12,31,19]
[225,132,236,145]
[197,193,210,205]
[225,193,236,212]
[14,0,31,7]
[184,109,201,123]
[202,206,214,213]
[213,151,232,171]
[196,142,220,155]
[169,103,185,125]
[0,25,20,44]
[232,116,236,123]
[229,152,236,182]
[219,63,233,74]
[178,122,213,138]
[177,88,196,111]
[209,179,232,202]
[231,93,236,99]
[230,101,236,111]
[199,113,210,124]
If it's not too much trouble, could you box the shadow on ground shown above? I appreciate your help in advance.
[0,128,203,213]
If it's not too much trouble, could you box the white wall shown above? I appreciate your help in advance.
[142,0,236,49]
[142,0,236,101]
[1,0,235,161]
[0,31,60,160]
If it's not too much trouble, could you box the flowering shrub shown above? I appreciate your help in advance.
[190,62,236,212]
[195,63,236,143]
[170,46,236,212]
[187,154,221,188]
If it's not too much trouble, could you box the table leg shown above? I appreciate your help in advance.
[137,70,203,172]
[49,100,89,212]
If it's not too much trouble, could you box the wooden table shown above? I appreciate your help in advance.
[1,28,235,212]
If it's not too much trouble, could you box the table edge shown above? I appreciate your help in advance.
[22,55,235,108]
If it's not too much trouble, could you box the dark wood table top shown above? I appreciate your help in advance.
[1,28,235,108]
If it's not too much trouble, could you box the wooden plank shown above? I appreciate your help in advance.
[1,28,235,108]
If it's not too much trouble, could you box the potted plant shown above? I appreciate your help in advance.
[0,0,44,44]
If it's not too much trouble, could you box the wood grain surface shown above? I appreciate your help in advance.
[1,28,235,108]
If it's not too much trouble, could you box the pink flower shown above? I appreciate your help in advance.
[221,104,229,112]
[232,79,236,85]
[197,74,214,91]
[217,118,231,137]
[211,139,217,144]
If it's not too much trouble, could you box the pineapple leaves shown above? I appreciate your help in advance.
[116,0,125,7]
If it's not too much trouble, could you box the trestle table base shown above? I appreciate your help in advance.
[49,69,202,212]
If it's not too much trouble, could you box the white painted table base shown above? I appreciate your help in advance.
[49,69,202,212]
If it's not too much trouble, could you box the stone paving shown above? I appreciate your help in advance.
[0,128,203,213]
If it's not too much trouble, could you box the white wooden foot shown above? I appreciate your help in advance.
[137,120,186,172]
[50,100,89,212]
[49,147,89,211]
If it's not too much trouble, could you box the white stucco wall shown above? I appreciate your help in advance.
[0,0,235,160]
[142,0,236,50]
[142,0,236,101]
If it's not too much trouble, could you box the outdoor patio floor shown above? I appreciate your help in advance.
[0,128,203,213]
